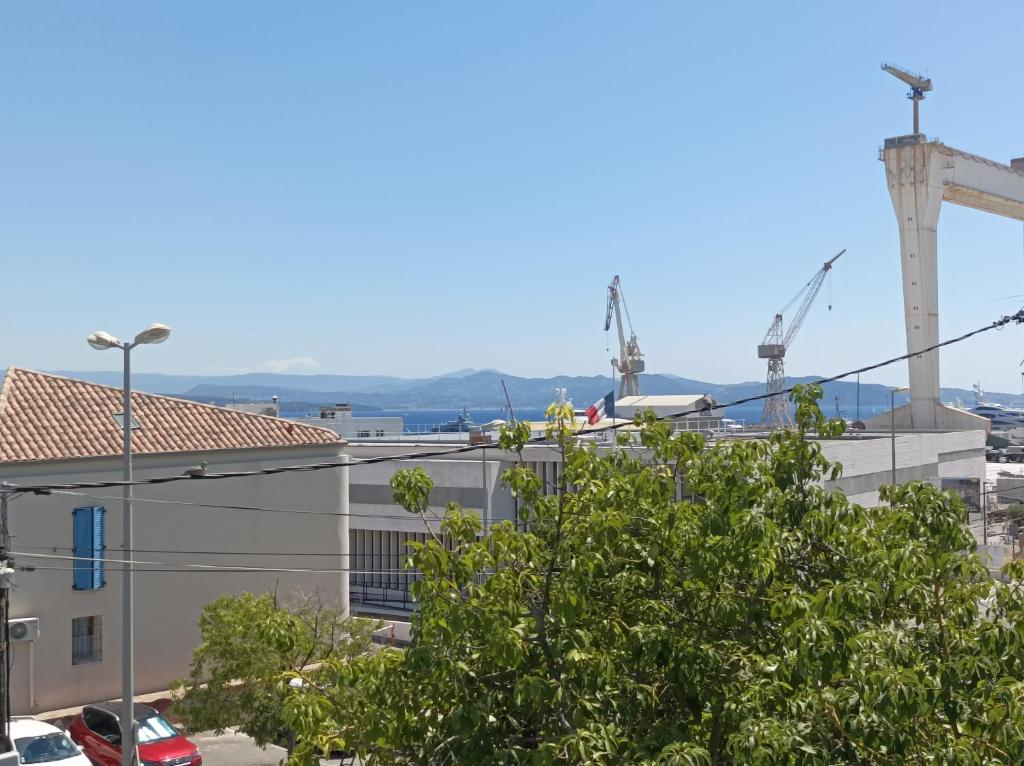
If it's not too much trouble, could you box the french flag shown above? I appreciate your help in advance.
[586,391,615,425]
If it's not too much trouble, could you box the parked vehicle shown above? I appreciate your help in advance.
[4,717,90,765]
[67,703,201,766]
[987,447,1006,463]
[1003,446,1024,463]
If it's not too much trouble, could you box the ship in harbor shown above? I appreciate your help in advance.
[431,407,476,433]
[967,385,1024,431]
[970,402,1024,430]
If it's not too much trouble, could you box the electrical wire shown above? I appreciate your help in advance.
[10,550,419,575]
[16,565,429,575]
[3,307,1023,496]
[44,489,435,521]
[13,545,402,557]
[9,544,417,557]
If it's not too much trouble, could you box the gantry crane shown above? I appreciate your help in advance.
[605,275,644,398]
[759,250,844,428]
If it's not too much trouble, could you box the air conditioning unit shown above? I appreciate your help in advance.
[9,617,40,642]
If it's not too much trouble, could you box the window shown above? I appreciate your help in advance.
[72,616,102,665]
[357,430,370,438]
[136,715,178,743]
[375,429,386,437]
[72,507,105,590]
[15,732,81,763]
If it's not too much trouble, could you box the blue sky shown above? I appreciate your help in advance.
[3,1,1024,391]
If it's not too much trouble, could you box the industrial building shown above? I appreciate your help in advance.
[344,423,985,617]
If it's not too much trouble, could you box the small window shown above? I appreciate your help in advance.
[357,430,370,438]
[72,507,105,590]
[72,616,102,665]
[375,429,385,437]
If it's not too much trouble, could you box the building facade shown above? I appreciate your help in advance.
[343,427,986,616]
[0,369,347,714]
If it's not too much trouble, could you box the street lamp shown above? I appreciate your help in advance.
[87,323,170,766]
[890,386,910,490]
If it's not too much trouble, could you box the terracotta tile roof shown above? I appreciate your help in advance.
[0,368,342,464]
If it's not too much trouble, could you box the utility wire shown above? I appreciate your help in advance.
[13,545,407,558]
[11,550,418,575]
[16,565,428,575]
[6,307,1024,496]
[46,489,433,521]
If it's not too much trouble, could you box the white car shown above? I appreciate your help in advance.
[5,718,90,765]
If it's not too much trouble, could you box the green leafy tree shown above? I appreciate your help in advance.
[285,387,1024,765]
[172,589,377,748]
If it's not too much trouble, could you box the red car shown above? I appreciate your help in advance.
[68,702,202,766]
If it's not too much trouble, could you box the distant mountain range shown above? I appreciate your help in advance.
[49,369,1018,413]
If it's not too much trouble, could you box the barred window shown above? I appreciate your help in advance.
[72,616,102,665]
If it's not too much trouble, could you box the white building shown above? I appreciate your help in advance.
[614,394,725,431]
[225,398,280,417]
[343,425,985,615]
[299,403,405,440]
[0,369,347,714]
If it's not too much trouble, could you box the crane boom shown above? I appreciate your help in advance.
[604,275,644,398]
[758,249,844,428]
[782,249,844,349]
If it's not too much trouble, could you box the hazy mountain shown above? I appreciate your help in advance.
[51,369,1014,412]
[47,369,496,396]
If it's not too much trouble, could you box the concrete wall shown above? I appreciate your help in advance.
[349,457,514,533]
[0,443,345,714]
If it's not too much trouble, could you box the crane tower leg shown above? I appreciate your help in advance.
[620,373,639,399]
[762,357,791,428]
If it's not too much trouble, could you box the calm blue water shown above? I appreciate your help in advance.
[284,403,887,430]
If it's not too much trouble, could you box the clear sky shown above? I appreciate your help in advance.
[3,1,1024,391]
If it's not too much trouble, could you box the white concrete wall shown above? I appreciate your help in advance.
[0,443,345,714]
[348,458,510,534]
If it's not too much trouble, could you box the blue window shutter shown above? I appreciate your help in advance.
[92,507,105,588]
[72,507,106,590]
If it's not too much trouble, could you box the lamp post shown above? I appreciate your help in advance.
[890,386,910,490]
[87,324,170,766]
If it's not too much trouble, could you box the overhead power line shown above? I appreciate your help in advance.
[45,489,430,521]
[5,307,1023,496]
[10,550,418,575]
[17,565,427,575]
[13,545,408,558]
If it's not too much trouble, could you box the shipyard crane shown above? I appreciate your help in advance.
[882,63,933,135]
[605,275,644,398]
[759,250,844,428]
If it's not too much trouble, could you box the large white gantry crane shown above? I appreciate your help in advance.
[759,250,844,428]
[605,275,644,398]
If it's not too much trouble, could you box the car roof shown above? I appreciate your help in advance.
[85,702,159,721]
[9,717,64,739]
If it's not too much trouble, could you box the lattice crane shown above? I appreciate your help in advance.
[759,250,844,428]
[605,275,644,398]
